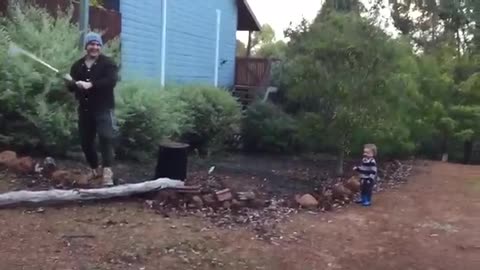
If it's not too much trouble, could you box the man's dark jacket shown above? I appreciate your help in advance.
[68,54,118,112]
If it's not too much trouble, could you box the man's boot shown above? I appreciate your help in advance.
[87,167,103,181]
[102,167,114,186]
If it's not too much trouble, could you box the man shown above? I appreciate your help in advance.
[66,32,119,186]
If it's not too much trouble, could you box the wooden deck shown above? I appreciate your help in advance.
[0,0,121,42]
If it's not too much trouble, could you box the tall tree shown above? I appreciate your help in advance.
[236,39,247,56]
[316,0,364,22]
[281,12,418,174]
[255,40,287,59]
[247,24,275,56]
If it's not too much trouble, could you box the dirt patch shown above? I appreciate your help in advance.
[1,158,479,269]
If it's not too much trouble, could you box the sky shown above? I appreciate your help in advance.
[236,0,396,43]
[236,0,323,42]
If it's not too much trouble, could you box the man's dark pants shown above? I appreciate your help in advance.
[78,108,118,169]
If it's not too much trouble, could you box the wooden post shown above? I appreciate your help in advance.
[79,0,89,48]
[155,141,189,181]
[246,30,252,57]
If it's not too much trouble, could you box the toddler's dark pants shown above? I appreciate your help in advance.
[360,178,374,201]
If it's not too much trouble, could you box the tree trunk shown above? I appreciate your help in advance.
[464,140,473,164]
[441,135,448,162]
[456,30,462,56]
[0,178,186,207]
[246,30,252,57]
[155,141,189,181]
[336,148,345,176]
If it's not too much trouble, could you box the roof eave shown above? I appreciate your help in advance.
[237,0,261,32]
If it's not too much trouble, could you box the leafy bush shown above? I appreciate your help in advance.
[0,1,119,154]
[114,83,242,159]
[115,81,190,161]
[294,112,333,153]
[242,102,297,153]
[165,85,242,155]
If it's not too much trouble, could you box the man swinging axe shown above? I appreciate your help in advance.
[65,32,119,186]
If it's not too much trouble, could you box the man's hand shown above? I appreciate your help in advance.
[83,82,93,89]
[75,81,85,89]
[76,81,93,90]
[63,74,73,82]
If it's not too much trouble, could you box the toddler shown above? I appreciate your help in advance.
[353,144,378,206]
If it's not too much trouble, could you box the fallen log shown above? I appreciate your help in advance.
[0,178,185,207]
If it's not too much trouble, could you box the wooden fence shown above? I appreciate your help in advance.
[0,0,121,42]
[235,57,273,87]
[233,57,276,108]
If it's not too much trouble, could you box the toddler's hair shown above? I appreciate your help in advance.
[364,144,377,156]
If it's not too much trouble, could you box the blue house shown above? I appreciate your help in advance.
[116,0,260,88]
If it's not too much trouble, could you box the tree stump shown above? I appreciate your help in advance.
[154,141,189,181]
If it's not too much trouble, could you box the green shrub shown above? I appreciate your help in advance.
[293,112,331,153]
[347,122,416,160]
[114,81,190,161]
[165,85,242,155]
[242,102,297,153]
[0,1,119,154]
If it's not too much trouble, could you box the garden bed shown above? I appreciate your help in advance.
[0,152,414,241]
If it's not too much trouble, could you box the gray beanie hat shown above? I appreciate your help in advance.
[84,32,103,48]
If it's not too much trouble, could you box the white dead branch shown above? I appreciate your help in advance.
[0,178,185,207]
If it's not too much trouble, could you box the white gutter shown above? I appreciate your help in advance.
[214,9,221,87]
[161,0,167,86]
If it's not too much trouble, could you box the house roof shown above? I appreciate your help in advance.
[237,0,261,31]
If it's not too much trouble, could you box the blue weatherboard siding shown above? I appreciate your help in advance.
[120,0,163,82]
[120,0,238,87]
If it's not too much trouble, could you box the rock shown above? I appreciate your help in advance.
[345,176,361,193]
[331,183,353,202]
[222,201,231,209]
[237,191,256,201]
[0,150,17,167]
[41,157,57,177]
[318,191,333,211]
[191,195,204,208]
[50,170,71,187]
[231,199,246,208]
[202,194,216,205]
[71,170,90,187]
[215,188,233,202]
[295,194,318,208]
[10,156,35,174]
[248,199,269,209]
[50,169,89,188]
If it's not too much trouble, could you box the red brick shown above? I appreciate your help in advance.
[215,189,233,202]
